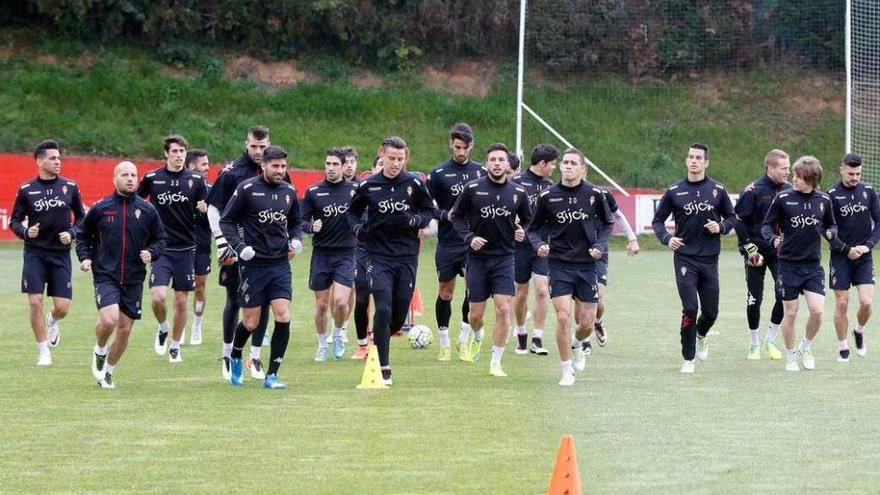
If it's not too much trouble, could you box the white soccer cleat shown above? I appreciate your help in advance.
[46,312,60,347]
[247,358,266,380]
[785,357,799,372]
[696,337,709,361]
[680,360,695,374]
[154,329,168,355]
[800,348,815,370]
[190,326,202,346]
[92,352,107,380]
[558,371,576,386]
[168,348,183,363]
[572,345,587,372]
[97,373,115,389]
[489,363,507,377]
[36,353,52,366]
[220,356,232,381]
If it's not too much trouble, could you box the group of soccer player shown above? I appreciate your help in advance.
[653,146,879,373]
[11,127,878,388]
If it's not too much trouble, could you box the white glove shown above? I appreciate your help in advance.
[240,246,255,261]
[290,239,303,254]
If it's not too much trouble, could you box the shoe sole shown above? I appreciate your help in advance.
[514,349,529,355]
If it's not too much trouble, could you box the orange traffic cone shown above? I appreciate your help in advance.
[410,287,424,317]
[543,435,582,495]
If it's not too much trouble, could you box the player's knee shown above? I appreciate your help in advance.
[173,292,187,308]
[315,299,329,315]
[27,294,43,311]
[99,313,118,329]
[53,300,70,318]
[680,309,697,327]
[858,296,873,312]
[808,306,824,319]
[438,288,454,301]
[783,306,799,319]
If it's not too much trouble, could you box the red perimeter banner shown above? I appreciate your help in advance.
[1,153,649,241]
[0,153,325,241]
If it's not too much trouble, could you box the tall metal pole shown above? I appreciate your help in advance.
[846,0,853,153]
[515,0,527,159]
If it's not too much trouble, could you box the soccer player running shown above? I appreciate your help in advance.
[427,123,484,361]
[652,144,736,374]
[77,161,167,388]
[207,125,279,380]
[220,146,301,389]
[348,136,435,385]
[733,149,791,360]
[528,148,614,385]
[592,187,640,349]
[301,148,359,361]
[826,153,880,361]
[186,149,212,345]
[349,154,380,360]
[138,135,208,363]
[511,144,557,355]
[761,156,844,371]
[11,139,85,366]
[451,143,531,377]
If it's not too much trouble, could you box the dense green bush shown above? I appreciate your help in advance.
[7,0,843,75]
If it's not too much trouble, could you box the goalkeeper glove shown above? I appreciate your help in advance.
[239,246,255,261]
[288,239,303,258]
[744,242,763,267]
[215,235,237,266]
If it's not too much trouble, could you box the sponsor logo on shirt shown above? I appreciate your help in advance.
[555,208,590,223]
[790,214,819,229]
[34,196,67,211]
[480,206,511,219]
[157,191,190,205]
[683,200,714,216]
[839,203,867,216]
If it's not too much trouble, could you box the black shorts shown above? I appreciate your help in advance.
[549,261,599,303]
[596,259,609,287]
[149,248,195,291]
[94,280,144,320]
[830,253,874,290]
[435,243,468,282]
[778,263,825,300]
[514,245,549,284]
[355,247,370,292]
[309,250,355,290]
[368,255,417,296]
[238,258,292,307]
[466,254,515,302]
[21,247,72,299]
[194,248,212,277]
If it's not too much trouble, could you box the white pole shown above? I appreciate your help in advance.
[846,0,852,153]
[522,102,630,196]
[515,0,527,160]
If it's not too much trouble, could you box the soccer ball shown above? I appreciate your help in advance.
[408,325,433,349]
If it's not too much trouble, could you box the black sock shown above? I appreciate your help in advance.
[222,285,239,344]
[461,296,470,324]
[436,296,451,329]
[267,321,290,376]
[231,322,250,359]
[354,290,370,341]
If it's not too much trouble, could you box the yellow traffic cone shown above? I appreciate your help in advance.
[356,344,388,390]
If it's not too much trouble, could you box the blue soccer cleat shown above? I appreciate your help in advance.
[230,357,244,386]
[262,374,287,390]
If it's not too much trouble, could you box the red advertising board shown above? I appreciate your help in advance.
[0,153,325,241]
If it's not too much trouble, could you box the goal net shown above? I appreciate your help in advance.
[848,0,880,185]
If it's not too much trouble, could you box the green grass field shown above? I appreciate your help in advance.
[1,238,878,494]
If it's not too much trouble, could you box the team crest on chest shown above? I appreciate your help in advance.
[712,188,718,198]
[407,186,413,197]
[513,193,518,203]
[62,185,68,195]
[589,195,595,206]
[285,194,290,204]
[350,190,355,197]
[819,203,824,213]
[134,209,141,219]
[864,191,869,200]
[188,179,194,189]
